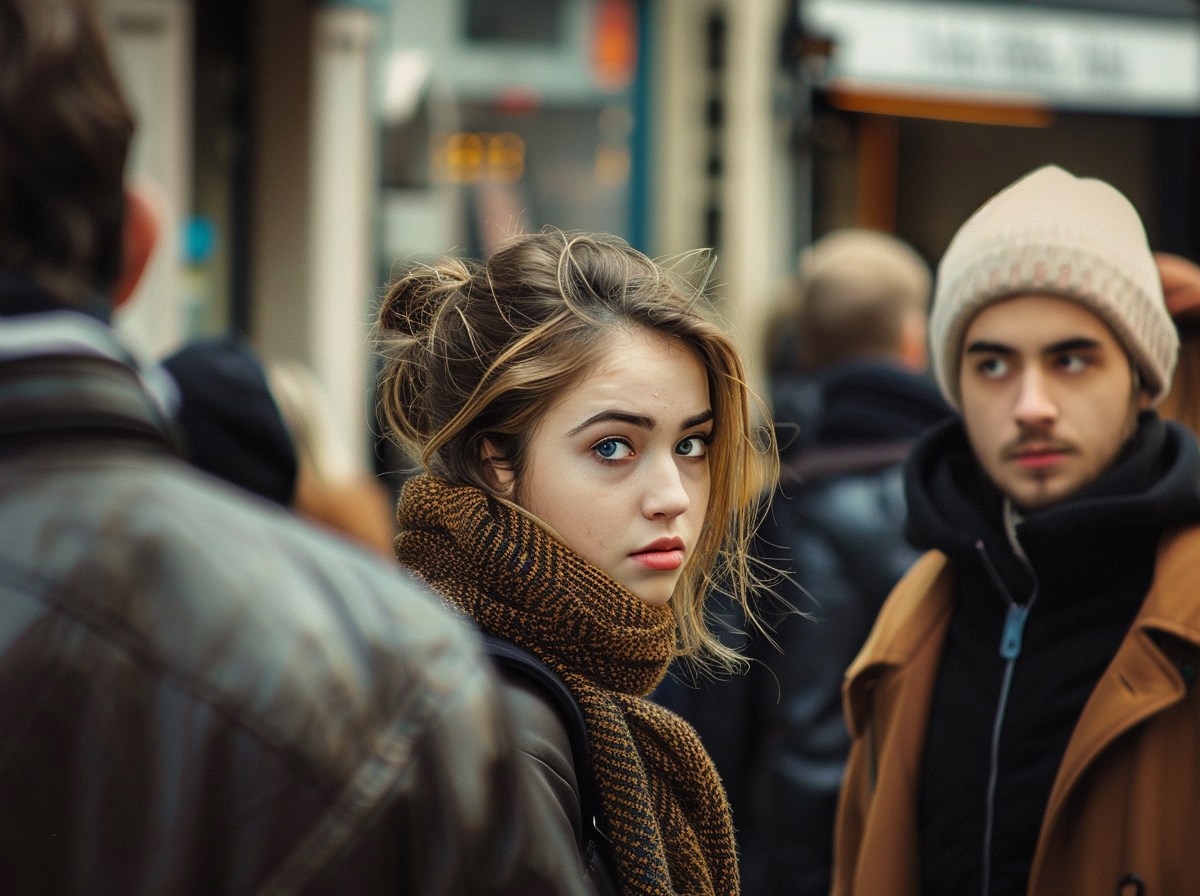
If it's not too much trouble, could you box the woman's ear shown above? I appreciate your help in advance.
[480,438,516,498]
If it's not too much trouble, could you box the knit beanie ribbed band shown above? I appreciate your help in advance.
[931,164,1178,410]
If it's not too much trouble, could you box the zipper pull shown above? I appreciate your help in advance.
[1000,603,1030,660]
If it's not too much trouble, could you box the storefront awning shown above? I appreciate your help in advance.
[800,0,1200,117]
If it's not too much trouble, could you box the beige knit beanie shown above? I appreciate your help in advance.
[931,164,1176,410]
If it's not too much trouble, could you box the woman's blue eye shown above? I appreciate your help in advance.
[677,435,709,457]
[593,438,632,461]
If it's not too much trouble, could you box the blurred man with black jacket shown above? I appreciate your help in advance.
[658,229,949,896]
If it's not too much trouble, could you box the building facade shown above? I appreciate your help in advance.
[97,0,1200,473]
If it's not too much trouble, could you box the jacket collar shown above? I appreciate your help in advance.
[903,414,1200,607]
[1138,527,1200,651]
[843,527,1200,739]
[0,309,180,455]
[0,267,111,322]
[1036,526,1200,846]
[842,550,955,737]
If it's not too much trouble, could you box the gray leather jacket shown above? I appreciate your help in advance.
[0,308,586,895]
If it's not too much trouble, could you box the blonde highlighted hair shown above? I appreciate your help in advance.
[374,228,777,669]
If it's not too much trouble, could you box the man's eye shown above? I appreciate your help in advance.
[592,437,633,461]
[1058,354,1087,374]
[978,357,1008,378]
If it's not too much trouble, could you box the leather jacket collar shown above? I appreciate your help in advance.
[0,308,180,456]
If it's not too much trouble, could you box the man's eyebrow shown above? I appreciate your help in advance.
[964,340,1014,356]
[565,408,714,437]
[1043,337,1102,354]
[964,337,1102,356]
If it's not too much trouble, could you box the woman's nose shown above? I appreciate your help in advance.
[643,458,690,519]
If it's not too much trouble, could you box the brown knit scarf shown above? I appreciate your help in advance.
[394,474,739,896]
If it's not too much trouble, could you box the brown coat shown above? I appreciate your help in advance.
[832,528,1200,896]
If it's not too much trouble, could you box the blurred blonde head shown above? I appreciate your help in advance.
[770,229,932,376]
[267,360,396,555]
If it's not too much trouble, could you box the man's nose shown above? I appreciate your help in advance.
[1013,369,1057,424]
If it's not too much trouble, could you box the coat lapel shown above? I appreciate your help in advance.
[1037,528,1200,859]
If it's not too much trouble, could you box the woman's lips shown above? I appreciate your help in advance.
[630,549,684,571]
[630,538,685,571]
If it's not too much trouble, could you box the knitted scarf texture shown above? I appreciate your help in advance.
[394,474,739,896]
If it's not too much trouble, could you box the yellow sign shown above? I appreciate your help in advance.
[432,131,526,184]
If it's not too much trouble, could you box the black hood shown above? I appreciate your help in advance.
[771,359,951,457]
[904,412,1200,605]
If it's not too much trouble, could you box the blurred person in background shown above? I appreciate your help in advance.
[162,338,396,555]
[656,229,950,896]
[267,358,397,554]
[374,229,779,896]
[833,165,1200,895]
[0,0,587,892]
[1156,251,1200,436]
[162,333,299,508]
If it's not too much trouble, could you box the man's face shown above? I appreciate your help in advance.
[958,294,1151,512]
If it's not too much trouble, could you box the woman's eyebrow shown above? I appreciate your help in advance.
[565,408,712,437]
[567,410,653,437]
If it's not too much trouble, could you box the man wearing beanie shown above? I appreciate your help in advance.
[831,165,1200,896]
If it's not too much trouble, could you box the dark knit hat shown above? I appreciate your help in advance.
[162,335,297,506]
[932,165,1177,410]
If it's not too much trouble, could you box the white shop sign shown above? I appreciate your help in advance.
[803,0,1200,114]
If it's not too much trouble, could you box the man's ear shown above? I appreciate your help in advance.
[1125,360,1158,413]
[113,183,162,309]
[480,438,516,497]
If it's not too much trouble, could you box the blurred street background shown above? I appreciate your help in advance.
[98,0,1200,478]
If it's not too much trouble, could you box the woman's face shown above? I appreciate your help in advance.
[496,326,713,606]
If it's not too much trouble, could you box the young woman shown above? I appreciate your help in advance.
[374,229,777,896]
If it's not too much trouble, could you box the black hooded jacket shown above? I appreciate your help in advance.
[904,412,1200,895]
[656,359,950,896]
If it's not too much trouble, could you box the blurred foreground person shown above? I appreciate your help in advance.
[0,1,586,892]
[375,229,779,895]
[833,165,1200,895]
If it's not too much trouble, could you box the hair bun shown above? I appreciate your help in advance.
[378,261,472,338]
